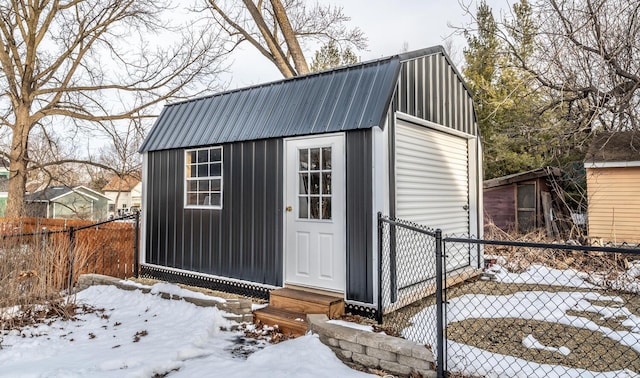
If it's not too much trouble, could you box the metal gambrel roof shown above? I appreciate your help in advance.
[140,55,403,152]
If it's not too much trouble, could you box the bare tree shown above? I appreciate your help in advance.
[481,0,640,133]
[95,118,145,214]
[95,119,144,181]
[0,0,227,217]
[203,0,366,77]
[23,128,83,191]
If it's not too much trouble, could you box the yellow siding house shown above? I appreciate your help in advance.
[584,131,640,244]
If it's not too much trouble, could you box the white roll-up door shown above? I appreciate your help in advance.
[385,118,475,301]
[395,119,470,236]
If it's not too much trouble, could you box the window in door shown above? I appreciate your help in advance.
[298,147,332,220]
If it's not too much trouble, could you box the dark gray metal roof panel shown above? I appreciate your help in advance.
[140,56,402,152]
[360,60,401,128]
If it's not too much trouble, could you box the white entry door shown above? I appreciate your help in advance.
[284,134,346,292]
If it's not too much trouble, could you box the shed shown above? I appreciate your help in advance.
[138,46,482,309]
[483,167,562,235]
[25,186,109,221]
[584,131,640,244]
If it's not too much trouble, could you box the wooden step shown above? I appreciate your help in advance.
[253,306,308,336]
[269,288,344,319]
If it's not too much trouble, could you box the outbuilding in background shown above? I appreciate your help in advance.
[584,131,640,244]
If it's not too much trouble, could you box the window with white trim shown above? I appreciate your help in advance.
[185,146,223,208]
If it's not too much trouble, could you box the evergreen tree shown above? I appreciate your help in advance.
[463,0,571,179]
[310,41,359,72]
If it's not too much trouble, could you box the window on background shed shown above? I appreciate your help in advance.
[185,146,223,208]
[517,183,536,233]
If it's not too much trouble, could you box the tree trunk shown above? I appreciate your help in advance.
[6,107,31,218]
[241,0,296,77]
[270,0,309,75]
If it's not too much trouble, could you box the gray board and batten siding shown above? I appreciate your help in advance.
[140,46,479,304]
[145,140,284,286]
[394,49,476,135]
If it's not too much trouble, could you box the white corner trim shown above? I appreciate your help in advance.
[140,153,148,266]
[585,161,640,169]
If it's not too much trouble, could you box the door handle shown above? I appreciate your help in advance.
[286,206,293,212]
[463,204,469,211]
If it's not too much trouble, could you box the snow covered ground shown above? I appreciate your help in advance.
[4,264,639,378]
[0,285,374,378]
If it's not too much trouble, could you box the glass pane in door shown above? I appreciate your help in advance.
[298,146,332,220]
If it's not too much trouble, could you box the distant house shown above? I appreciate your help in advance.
[584,131,640,244]
[483,167,563,235]
[102,175,142,215]
[25,186,109,221]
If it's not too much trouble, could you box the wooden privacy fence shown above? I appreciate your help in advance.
[0,214,139,284]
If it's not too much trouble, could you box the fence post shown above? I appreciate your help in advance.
[41,227,48,257]
[68,227,75,291]
[134,211,140,278]
[377,212,383,324]
[435,228,445,378]
[389,217,397,304]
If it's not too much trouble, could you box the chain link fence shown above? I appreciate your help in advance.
[378,213,640,377]
[443,237,640,377]
[377,214,444,371]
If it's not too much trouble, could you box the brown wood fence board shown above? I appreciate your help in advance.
[0,217,138,281]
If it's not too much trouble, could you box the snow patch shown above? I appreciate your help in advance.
[148,282,226,303]
[176,347,212,361]
[327,320,375,333]
[97,357,143,371]
[627,263,640,279]
[489,264,595,288]
[522,334,571,356]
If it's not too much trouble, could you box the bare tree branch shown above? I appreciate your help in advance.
[0,0,228,217]
[202,0,366,77]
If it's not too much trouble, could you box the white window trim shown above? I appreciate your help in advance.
[184,146,223,210]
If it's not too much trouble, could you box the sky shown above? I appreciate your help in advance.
[43,0,517,157]
[222,0,515,89]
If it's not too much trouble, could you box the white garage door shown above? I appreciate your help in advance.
[395,119,470,236]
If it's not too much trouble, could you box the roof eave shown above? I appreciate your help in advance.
[584,161,640,168]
